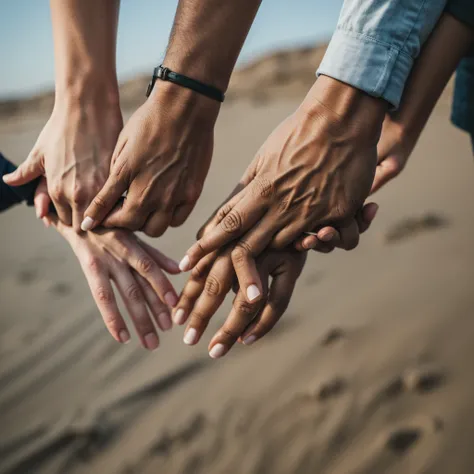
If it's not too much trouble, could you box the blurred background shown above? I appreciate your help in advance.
[1,2,474,474]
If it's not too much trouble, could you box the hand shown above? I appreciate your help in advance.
[35,179,180,350]
[293,202,379,252]
[371,114,413,194]
[181,76,387,302]
[174,245,306,359]
[3,96,122,231]
[81,83,220,237]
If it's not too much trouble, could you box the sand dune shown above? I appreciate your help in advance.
[0,45,473,474]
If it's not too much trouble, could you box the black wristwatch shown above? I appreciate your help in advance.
[146,65,225,103]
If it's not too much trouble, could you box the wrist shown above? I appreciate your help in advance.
[162,53,231,93]
[147,80,220,126]
[301,75,388,144]
[55,70,120,109]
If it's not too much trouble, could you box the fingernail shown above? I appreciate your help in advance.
[173,308,186,325]
[119,329,130,344]
[319,230,335,242]
[158,312,172,331]
[372,203,379,218]
[36,208,41,219]
[81,216,94,232]
[184,328,198,345]
[2,173,13,182]
[179,255,190,272]
[243,335,257,346]
[42,217,50,228]
[247,284,260,302]
[144,333,159,351]
[209,343,226,359]
[164,291,178,307]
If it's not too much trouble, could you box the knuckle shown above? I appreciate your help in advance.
[217,203,233,222]
[204,274,221,296]
[190,309,210,325]
[221,327,240,340]
[221,210,243,234]
[50,183,64,201]
[93,194,109,211]
[252,177,274,199]
[126,284,142,302]
[137,256,155,274]
[87,256,103,274]
[72,187,88,206]
[237,300,257,315]
[231,244,250,268]
[96,286,114,305]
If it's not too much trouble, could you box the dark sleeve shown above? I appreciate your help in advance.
[451,52,474,137]
[446,0,474,30]
[0,153,39,212]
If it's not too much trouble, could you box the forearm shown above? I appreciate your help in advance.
[164,0,262,91]
[50,0,120,103]
[391,13,474,146]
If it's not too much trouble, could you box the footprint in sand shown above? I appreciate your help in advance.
[402,366,446,393]
[17,268,38,285]
[386,427,421,454]
[384,212,449,244]
[49,281,73,297]
[320,327,346,346]
[315,376,347,401]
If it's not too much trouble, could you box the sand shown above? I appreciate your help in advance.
[0,49,473,474]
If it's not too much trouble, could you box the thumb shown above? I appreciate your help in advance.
[3,152,43,186]
[34,177,51,219]
[370,157,401,194]
[81,174,128,231]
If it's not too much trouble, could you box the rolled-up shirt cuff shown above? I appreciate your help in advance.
[317,28,414,109]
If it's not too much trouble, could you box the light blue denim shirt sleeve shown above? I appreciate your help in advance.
[318,0,447,108]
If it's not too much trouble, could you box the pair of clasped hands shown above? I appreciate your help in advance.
[4,76,406,359]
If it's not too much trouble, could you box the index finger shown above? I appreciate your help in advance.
[179,190,267,272]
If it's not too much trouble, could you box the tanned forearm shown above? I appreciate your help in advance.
[50,0,120,104]
[164,0,262,91]
[391,13,474,146]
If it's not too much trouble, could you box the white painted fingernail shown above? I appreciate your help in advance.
[158,312,172,331]
[247,284,260,302]
[173,308,186,325]
[179,255,190,272]
[36,208,41,219]
[243,335,257,346]
[81,216,94,231]
[184,328,198,345]
[209,343,226,359]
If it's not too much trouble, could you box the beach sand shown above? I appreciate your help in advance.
[0,49,473,474]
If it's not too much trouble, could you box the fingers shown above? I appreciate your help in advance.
[357,202,379,233]
[180,187,268,272]
[135,273,172,332]
[112,267,160,351]
[182,251,234,347]
[138,241,180,274]
[33,178,51,219]
[370,157,401,194]
[81,171,128,231]
[170,201,196,228]
[78,254,130,344]
[239,260,297,345]
[120,239,179,308]
[51,193,73,227]
[207,275,267,359]
[3,151,44,186]
[142,210,173,237]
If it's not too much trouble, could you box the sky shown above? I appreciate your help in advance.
[0,0,343,99]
